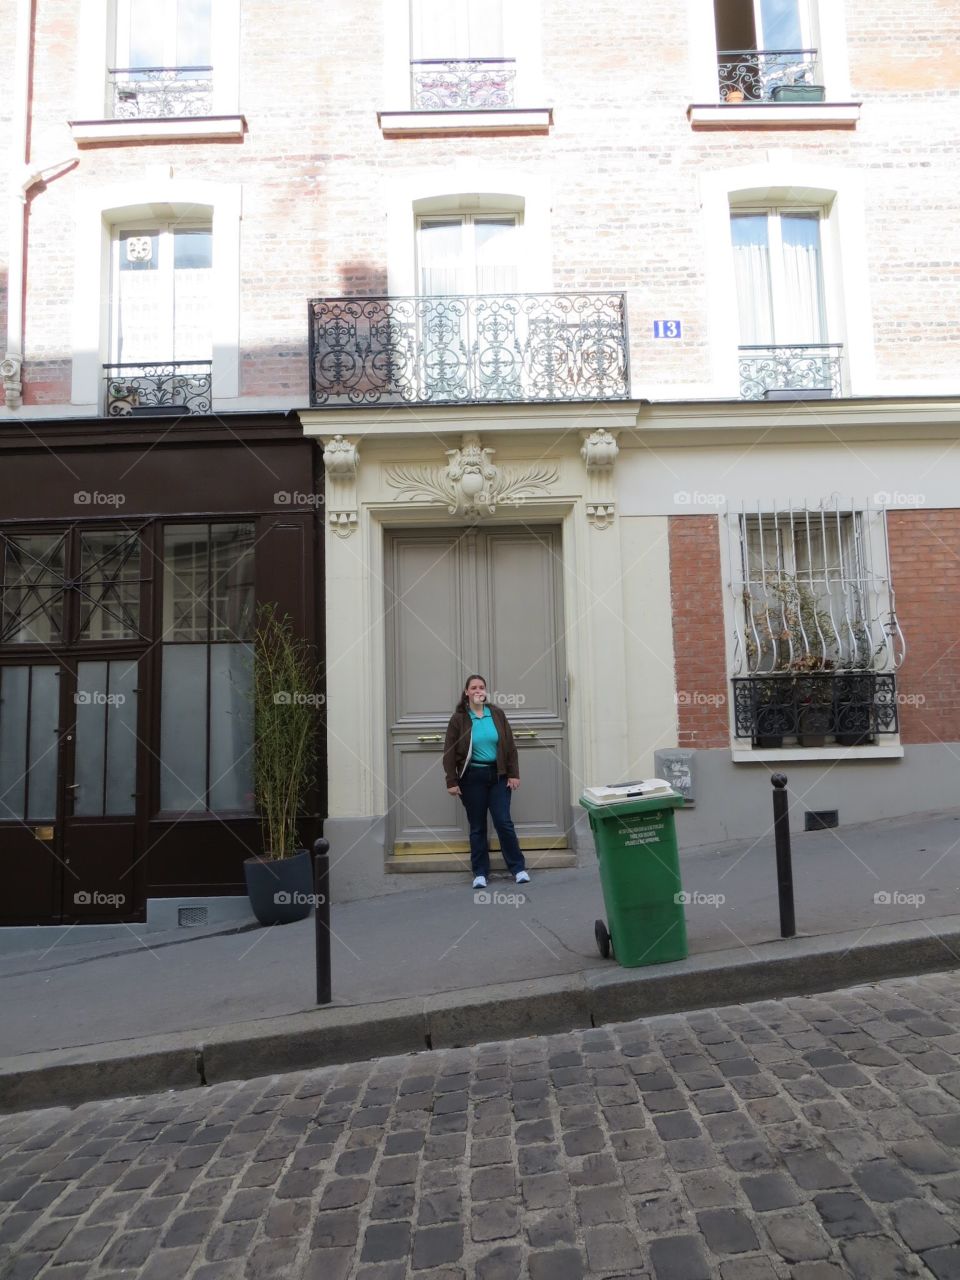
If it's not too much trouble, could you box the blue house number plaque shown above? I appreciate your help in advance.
[653,320,682,338]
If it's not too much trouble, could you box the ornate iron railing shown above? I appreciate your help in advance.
[109,67,214,118]
[103,362,212,416]
[739,344,844,400]
[308,293,630,406]
[717,49,820,102]
[732,673,898,743]
[411,57,517,110]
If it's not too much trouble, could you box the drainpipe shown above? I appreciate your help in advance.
[1,0,34,410]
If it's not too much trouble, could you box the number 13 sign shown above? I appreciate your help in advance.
[653,320,682,338]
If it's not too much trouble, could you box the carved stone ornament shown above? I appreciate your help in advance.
[580,428,619,530]
[322,434,359,537]
[1,355,22,410]
[385,433,558,517]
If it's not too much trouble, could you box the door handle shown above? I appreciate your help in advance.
[417,734,443,743]
[65,783,80,790]
[515,731,539,739]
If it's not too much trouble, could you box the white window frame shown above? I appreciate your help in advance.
[70,180,240,410]
[380,0,549,135]
[730,205,831,345]
[699,162,876,398]
[686,0,855,117]
[71,0,241,140]
[416,212,522,297]
[110,222,213,366]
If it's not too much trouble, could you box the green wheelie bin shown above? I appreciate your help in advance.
[580,791,688,967]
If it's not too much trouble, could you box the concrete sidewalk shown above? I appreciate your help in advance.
[2,808,960,1108]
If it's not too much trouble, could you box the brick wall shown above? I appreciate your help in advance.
[887,509,960,745]
[668,515,730,749]
[3,0,960,406]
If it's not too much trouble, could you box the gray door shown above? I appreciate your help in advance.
[386,525,568,860]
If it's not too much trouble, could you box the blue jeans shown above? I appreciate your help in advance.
[459,763,526,878]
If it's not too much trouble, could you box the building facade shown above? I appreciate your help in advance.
[1,0,959,921]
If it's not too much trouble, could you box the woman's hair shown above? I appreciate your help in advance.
[456,674,487,714]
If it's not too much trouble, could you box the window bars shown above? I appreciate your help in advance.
[726,499,905,677]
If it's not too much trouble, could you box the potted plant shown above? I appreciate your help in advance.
[244,603,322,926]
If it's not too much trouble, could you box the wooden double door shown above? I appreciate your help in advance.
[385,526,568,860]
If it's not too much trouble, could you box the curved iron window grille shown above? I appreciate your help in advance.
[411,57,517,110]
[308,292,629,407]
[739,344,844,400]
[104,361,212,417]
[109,66,214,119]
[717,49,819,102]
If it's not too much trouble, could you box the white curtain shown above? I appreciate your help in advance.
[473,218,519,294]
[411,0,502,59]
[731,214,773,344]
[418,219,467,296]
[780,213,825,343]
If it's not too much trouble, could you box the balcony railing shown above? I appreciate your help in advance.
[732,673,899,745]
[410,57,517,110]
[109,67,214,119]
[308,293,630,407]
[104,362,212,416]
[718,49,821,102]
[739,343,844,400]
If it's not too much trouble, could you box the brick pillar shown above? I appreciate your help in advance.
[668,514,729,749]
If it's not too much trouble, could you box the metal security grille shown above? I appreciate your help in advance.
[725,500,905,744]
[178,905,209,927]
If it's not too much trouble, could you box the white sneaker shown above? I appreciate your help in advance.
[473,876,487,889]
[515,871,530,884]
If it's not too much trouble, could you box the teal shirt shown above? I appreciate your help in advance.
[469,706,499,763]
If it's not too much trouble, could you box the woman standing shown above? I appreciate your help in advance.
[443,674,530,890]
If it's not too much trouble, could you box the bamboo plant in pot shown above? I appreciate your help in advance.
[244,603,322,926]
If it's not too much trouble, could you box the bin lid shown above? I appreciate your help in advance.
[579,783,684,816]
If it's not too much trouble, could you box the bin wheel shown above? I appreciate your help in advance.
[595,919,612,959]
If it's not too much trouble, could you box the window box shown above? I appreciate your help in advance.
[771,83,825,102]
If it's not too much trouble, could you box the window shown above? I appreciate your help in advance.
[417,215,520,296]
[714,0,822,102]
[106,222,213,415]
[111,0,213,119]
[728,504,902,747]
[159,523,254,813]
[410,0,514,110]
[731,209,842,398]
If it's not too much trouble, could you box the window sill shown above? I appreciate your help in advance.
[70,115,246,145]
[688,102,860,130]
[378,107,553,137]
[732,743,904,763]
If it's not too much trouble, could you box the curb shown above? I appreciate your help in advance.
[3,916,960,1113]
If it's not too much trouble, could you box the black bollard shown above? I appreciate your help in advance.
[771,774,796,938]
[312,837,332,1004]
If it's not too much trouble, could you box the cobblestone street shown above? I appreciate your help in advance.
[3,972,960,1279]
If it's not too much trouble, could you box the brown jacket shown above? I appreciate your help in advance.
[443,704,519,787]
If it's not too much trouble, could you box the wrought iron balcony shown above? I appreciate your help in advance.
[739,343,844,400]
[308,293,630,407]
[732,673,898,745]
[718,49,821,102]
[109,67,214,119]
[410,57,517,110]
[104,362,213,417]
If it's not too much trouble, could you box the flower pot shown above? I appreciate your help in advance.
[244,848,314,926]
[799,705,831,748]
[753,734,784,749]
[725,88,745,103]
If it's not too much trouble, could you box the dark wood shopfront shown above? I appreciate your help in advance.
[0,415,324,925]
